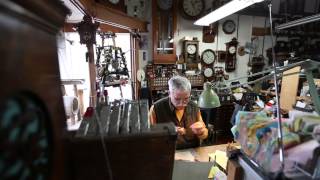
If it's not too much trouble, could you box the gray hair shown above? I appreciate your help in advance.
[168,76,191,92]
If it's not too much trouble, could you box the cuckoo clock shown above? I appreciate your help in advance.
[225,38,238,72]
[202,23,218,43]
[76,15,100,45]
[201,49,216,81]
[183,39,200,66]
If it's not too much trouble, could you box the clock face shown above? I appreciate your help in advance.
[187,44,196,54]
[202,50,216,65]
[223,20,236,34]
[126,0,145,18]
[229,46,236,54]
[204,68,213,78]
[182,0,205,19]
[157,0,173,10]
[109,0,120,4]
[137,69,145,82]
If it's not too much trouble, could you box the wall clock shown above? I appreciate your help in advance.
[201,49,215,81]
[180,0,205,20]
[201,49,216,65]
[225,37,238,72]
[126,0,146,19]
[183,39,200,65]
[222,20,236,34]
[204,67,214,79]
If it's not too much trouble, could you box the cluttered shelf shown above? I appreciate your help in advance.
[217,59,320,179]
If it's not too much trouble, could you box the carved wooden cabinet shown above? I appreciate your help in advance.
[152,0,177,64]
[0,0,68,179]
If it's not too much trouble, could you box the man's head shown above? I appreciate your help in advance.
[168,76,191,110]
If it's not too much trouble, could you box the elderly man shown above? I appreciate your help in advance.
[149,76,208,149]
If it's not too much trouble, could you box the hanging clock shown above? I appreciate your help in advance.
[183,39,200,66]
[222,20,236,34]
[201,49,216,65]
[76,15,99,45]
[180,0,205,20]
[225,37,238,72]
[203,67,214,79]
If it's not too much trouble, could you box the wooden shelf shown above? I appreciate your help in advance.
[78,0,148,32]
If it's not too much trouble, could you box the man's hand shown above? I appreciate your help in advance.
[190,121,206,136]
[176,127,186,135]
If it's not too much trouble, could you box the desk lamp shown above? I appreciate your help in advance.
[198,82,221,109]
[198,82,221,144]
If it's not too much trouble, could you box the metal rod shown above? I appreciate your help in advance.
[217,70,305,90]
[94,18,131,31]
[223,59,315,85]
[268,2,285,172]
[276,13,320,30]
[95,110,114,180]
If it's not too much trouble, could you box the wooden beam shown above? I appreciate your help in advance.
[87,44,97,107]
[78,0,148,32]
[64,23,129,33]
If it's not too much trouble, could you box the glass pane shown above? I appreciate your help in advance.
[157,12,173,55]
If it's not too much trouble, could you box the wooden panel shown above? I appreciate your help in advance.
[227,159,243,180]
[280,66,301,111]
[252,27,270,36]
[66,123,177,180]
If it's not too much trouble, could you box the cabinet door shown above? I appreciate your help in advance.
[152,0,177,64]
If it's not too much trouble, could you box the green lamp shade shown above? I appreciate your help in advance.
[198,82,221,108]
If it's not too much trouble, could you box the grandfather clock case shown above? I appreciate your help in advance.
[0,1,69,179]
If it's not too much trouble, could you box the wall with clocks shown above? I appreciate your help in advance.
[132,0,275,85]
[174,13,274,84]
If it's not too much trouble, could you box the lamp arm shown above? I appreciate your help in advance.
[216,59,320,90]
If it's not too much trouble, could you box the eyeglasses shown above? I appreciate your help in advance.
[172,96,190,105]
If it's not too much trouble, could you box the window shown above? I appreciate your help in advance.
[58,32,132,111]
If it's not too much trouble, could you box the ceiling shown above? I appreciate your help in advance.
[61,0,84,23]
[61,0,320,26]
